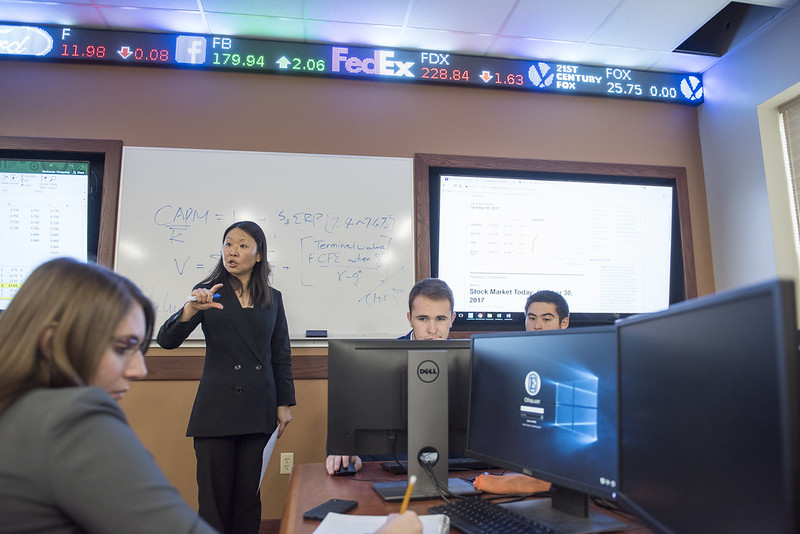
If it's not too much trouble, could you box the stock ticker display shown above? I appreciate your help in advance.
[0,23,704,105]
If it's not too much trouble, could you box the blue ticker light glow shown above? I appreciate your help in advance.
[0,23,703,105]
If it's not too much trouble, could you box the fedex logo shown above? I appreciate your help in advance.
[331,47,414,77]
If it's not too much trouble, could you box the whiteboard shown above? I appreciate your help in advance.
[115,147,414,340]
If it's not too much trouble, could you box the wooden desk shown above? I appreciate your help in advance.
[279,462,643,534]
[279,462,462,534]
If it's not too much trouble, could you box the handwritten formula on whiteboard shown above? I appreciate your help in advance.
[116,147,414,340]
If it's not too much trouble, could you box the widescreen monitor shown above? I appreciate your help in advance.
[327,339,476,500]
[430,171,684,330]
[466,327,624,532]
[617,279,800,533]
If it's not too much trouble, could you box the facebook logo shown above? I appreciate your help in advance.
[175,36,206,64]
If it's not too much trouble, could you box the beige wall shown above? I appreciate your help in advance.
[119,377,327,518]
[0,59,713,519]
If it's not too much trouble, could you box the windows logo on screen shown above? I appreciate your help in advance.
[555,376,599,441]
[176,36,207,64]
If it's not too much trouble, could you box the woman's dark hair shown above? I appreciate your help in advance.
[201,221,273,308]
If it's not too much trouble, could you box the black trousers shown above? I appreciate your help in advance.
[193,433,269,534]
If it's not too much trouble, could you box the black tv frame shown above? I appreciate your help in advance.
[0,136,122,268]
[413,153,697,335]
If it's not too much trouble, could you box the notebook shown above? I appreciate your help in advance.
[313,512,449,534]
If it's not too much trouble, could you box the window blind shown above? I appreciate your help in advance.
[778,95,800,249]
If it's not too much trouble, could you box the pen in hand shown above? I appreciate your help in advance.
[187,293,220,302]
[399,474,416,514]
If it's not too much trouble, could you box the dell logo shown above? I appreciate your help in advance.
[416,360,440,383]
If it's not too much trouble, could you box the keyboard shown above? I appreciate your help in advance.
[429,497,560,534]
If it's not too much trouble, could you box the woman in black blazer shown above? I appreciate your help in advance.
[157,220,295,534]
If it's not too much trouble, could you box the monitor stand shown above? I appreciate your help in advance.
[373,350,479,502]
[500,485,628,534]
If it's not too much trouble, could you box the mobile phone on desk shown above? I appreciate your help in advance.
[302,498,358,521]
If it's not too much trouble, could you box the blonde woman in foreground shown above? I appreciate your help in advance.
[0,257,419,534]
[0,258,218,534]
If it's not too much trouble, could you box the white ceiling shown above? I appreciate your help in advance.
[1,0,797,73]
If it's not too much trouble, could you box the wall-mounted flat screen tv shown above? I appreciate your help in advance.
[0,157,101,311]
[429,170,685,329]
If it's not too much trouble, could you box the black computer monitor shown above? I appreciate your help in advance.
[616,279,800,533]
[327,339,477,500]
[466,327,625,533]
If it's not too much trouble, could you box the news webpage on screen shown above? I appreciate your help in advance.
[437,174,673,320]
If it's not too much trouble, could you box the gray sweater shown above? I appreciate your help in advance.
[0,386,217,534]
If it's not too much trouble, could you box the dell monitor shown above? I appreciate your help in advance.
[616,279,800,533]
[466,327,625,533]
[327,339,478,501]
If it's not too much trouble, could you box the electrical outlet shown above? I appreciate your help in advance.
[280,452,294,474]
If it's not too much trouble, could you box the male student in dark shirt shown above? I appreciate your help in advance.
[524,290,570,331]
[397,278,456,340]
[326,278,456,475]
